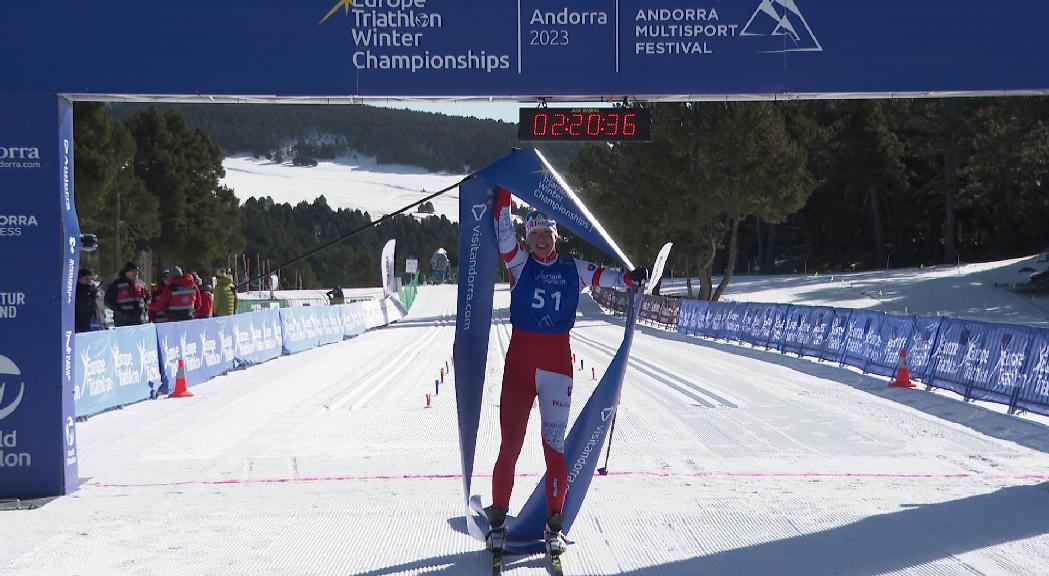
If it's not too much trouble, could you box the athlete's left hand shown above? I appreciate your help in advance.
[626,267,650,285]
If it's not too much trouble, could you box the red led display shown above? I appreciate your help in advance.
[518,108,651,141]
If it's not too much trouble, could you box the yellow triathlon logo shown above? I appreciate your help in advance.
[320,0,356,25]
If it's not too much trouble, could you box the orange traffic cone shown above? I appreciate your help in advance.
[890,349,916,388]
[168,358,194,398]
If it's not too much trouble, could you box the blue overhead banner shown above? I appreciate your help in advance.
[4,2,1049,98]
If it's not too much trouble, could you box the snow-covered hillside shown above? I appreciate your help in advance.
[221,154,465,222]
[662,253,1049,327]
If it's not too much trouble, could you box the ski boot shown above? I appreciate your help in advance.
[544,513,567,557]
[485,506,509,552]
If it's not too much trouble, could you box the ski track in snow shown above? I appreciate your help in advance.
[4,286,1049,575]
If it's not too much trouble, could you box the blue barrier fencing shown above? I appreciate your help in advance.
[865,314,918,377]
[779,305,808,356]
[820,309,853,362]
[906,316,944,380]
[230,308,284,367]
[1015,329,1049,415]
[801,306,836,359]
[155,316,237,394]
[604,290,1049,418]
[73,324,162,418]
[74,298,406,418]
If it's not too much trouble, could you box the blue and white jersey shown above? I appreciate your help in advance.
[493,186,633,333]
[509,255,581,333]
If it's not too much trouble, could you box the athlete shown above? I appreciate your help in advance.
[487,187,647,557]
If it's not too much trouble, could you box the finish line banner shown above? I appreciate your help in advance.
[6,2,1049,98]
[454,148,638,554]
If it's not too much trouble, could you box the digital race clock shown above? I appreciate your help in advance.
[518,107,651,141]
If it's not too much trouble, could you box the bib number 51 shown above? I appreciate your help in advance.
[532,288,561,311]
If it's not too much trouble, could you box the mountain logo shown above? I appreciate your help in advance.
[472,204,487,221]
[601,406,615,422]
[741,0,822,53]
[320,0,356,25]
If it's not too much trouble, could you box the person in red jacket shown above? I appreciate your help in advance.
[150,266,201,322]
[148,270,172,323]
[195,283,214,319]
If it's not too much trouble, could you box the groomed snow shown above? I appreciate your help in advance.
[221,155,465,222]
[4,285,1049,575]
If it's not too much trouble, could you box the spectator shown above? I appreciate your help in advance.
[196,283,214,319]
[150,266,201,322]
[326,285,345,305]
[75,268,105,333]
[213,269,237,316]
[148,270,172,323]
[104,261,149,326]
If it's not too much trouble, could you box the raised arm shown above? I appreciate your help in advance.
[494,187,528,288]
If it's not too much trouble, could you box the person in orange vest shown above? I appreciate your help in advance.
[105,261,150,326]
[151,266,201,322]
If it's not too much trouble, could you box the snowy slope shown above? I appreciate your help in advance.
[221,154,465,222]
[4,286,1049,575]
[662,253,1049,327]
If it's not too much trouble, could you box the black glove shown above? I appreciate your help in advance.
[626,267,650,285]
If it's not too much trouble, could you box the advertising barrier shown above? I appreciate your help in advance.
[73,324,162,418]
[155,317,237,394]
[820,309,854,362]
[72,299,398,420]
[230,309,284,366]
[1016,330,1049,416]
[967,324,1038,405]
[925,318,993,396]
[800,306,835,359]
[906,316,944,380]
[865,314,917,377]
[840,309,885,370]
[779,305,810,355]
[598,288,1049,417]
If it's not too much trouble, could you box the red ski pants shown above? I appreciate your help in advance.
[492,329,574,517]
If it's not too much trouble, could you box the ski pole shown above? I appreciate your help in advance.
[597,409,618,476]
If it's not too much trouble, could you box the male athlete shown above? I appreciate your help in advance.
[487,187,647,556]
